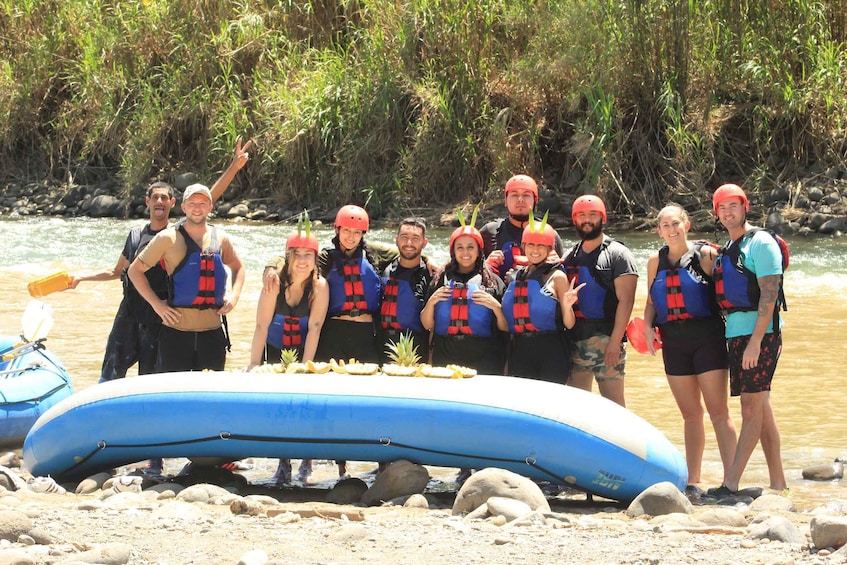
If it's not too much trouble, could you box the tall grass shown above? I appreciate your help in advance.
[0,0,845,216]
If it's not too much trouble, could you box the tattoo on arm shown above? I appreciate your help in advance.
[757,275,780,316]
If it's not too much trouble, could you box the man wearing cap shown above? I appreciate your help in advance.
[562,195,637,406]
[69,138,252,382]
[128,182,245,372]
[708,184,787,496]
[481,174,565,279]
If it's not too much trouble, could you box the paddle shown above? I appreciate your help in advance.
[0,300,54,362]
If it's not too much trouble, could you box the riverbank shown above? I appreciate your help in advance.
[2,173,846,237]
[1,458,846,564]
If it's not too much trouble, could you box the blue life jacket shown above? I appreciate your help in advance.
[562,239,617,321]
[380,261,427,333]
[267,284,312,351]
[502,264,560,333]
[433,276,494,337]
[326,248,381,317]
[713,228,787,331]
[168,224,226,309]
[650,243,717,325]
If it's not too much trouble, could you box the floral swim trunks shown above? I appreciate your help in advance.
[727,332,782,396]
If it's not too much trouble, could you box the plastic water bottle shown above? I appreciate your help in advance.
[27,272,71,298]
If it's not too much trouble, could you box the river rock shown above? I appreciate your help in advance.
[811,515,847,550]
[176,483,231,504]
[68,542,133,564]
[326,478,368,505]
[746,515,804,544]
[226,203,250,219]
[808,186,825,201]
[152,500,205,521]
[75,472,113,494]
[486,496,532,522]
[819,217,847,234]
[0,510,32,541]
[88,194,119,217]
[402,493,430,509]
[361,460,429,506]
[692,507,748,528]
[174,173,197,191]
[749,493,795,512]
[803,462,844,481]
[0,454,19,468]
[451,468,549,516]
[626,481,692,517]
[0,548,36,565]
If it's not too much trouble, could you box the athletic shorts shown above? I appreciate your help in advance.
[509,332,571,385]
[571,333,626,382]
[315,318,380,363]
[727,332,782,396]
[662,334,728,376]
[158,325,227,372]
[431,333,506,376]
[99,298,161,382]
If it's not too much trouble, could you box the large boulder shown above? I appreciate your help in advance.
[360,460,429,506]
[452,468,549,516]
[626,481,692,517]
[811,515,847,550]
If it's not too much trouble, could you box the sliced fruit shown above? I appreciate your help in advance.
[381,363,419,377]
[446,364,477,378]
[306,360,331,374]
[344,363,380,375]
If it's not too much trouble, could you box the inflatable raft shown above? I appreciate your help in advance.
[24,372,686,501]
[0,335,73,447]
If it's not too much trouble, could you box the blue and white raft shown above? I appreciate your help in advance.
[1,335,74,447]
[23,372,686,501]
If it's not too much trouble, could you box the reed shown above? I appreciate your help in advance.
[0,0,844,215]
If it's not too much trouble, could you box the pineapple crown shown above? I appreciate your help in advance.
[384,331,421,366]
[521,209,556,248]
[286,210,319,254]
[449,204,484,253]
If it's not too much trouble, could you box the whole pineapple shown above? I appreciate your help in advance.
[382,332,422,376]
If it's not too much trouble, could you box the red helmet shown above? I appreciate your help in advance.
[334,204,369,231]
[448,226,484,256]
[571,195,607,223]
[505,174,538,203]
[522,223,557,248]
[286,232,319,254]
[712,184,749,215]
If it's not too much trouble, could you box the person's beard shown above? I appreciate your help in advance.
[510,213,530,223]
[576,223,603,240]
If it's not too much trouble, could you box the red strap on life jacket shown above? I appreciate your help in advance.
[511,280,539,333]
[447,285,473,335]
[341,259,369,313]
[380,280,401,330]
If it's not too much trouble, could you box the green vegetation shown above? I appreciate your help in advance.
[1,0,845,217]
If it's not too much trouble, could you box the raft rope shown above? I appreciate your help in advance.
[61,432,566,483]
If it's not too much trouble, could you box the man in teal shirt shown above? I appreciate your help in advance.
[709,183,787,496]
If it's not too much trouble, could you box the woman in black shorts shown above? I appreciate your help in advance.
[643,205,738,491]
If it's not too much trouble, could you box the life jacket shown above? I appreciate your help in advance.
[326,248,381,317]
[502,264,560,333]
[122,223,169,323]
[713,228,788,328]
[380,261,427,333]
[433,275,495,338]
[168,224,226,309]
[649,242,718,325]
[561,238,618,321]
[492,220,523,277]
[267,283,312,350]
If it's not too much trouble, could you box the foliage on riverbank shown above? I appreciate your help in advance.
[1,0,845,218]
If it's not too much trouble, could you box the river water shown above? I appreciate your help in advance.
[1,217,845,507]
